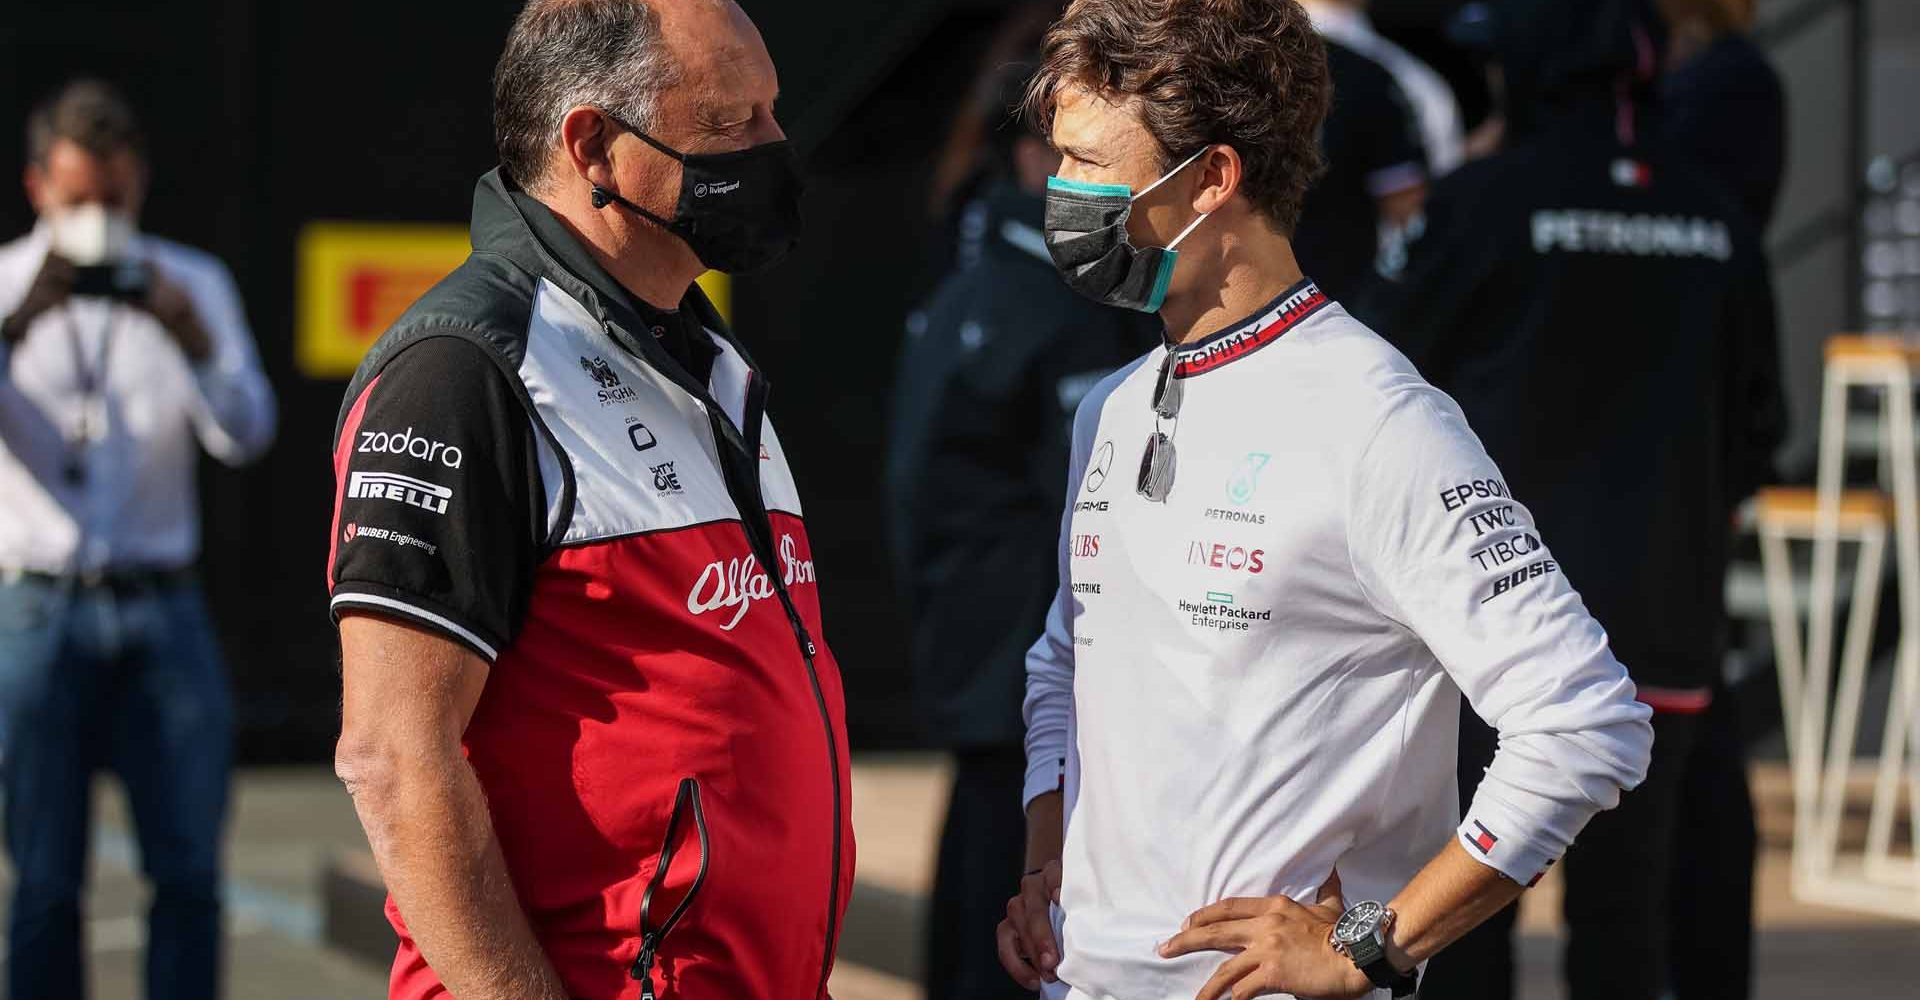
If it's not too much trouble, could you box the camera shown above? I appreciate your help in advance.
[69,259,151,301]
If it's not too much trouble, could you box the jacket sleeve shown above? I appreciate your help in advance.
[1722,239,1786,505]
[328,335,545,661]
[1022,389,1102,809]
[1347,388,1655,884]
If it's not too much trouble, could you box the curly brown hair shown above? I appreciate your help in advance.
[1025,0,1331,234]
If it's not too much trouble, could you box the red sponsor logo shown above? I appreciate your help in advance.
[1469,821,1498,855]
[1185,540,1265,573]
[343,523,357,543]
[1071,534,1102,559]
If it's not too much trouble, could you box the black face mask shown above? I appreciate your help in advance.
[1042,147,1212,313]
[591,118,804,275]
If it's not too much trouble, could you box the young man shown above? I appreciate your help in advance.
[995,3,1655,999]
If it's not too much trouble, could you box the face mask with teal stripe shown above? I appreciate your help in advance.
[1042,146,1213,313]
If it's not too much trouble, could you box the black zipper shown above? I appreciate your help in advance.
[631,778,710,1000]
[784,606,841,1000]
[709,372,844,1000]
[596,315,843,1000]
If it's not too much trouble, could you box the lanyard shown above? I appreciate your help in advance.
[60,300,121,486]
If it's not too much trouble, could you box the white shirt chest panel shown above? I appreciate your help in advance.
[1067,352,1371,736]
[517,279,803,547]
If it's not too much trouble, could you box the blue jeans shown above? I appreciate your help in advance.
[0,574,232,1000]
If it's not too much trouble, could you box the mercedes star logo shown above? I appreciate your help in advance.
[1086,440,1115,493]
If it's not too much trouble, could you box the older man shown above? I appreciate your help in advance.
[327,3,851,1000]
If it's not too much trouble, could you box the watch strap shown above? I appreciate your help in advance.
[1351,932,1419,996]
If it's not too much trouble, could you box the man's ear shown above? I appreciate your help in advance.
[558,106,618,189]
[22,164,46,215]
[1192,144,1242,215]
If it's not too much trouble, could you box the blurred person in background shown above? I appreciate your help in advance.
[1291,11,1429,312]
[1657,2,1784,995]
[1300,0,1466,178]
[997,2,1652,999]
[0,79,276,1000]
[1659,0,1784,230]
[328,3,853,1000]
[1385,2,1785,999]
[925,1,1066,224]
[885,56,1158,1000]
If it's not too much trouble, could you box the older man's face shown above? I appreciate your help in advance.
[611,1,783,218]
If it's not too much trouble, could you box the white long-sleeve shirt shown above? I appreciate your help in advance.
[1023,281,1653,1000]
[0,225,276,573]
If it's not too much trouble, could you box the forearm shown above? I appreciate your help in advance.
[191,363,277,464]
[1024,791,1064,871]
[1383,838,1525,970]
[345,750,568,1000]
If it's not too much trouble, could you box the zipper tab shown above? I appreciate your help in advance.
[632,937,659,999]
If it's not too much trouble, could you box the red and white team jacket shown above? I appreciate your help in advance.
[327,169,854,1000]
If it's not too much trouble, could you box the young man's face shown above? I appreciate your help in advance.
[1050,83,1201,255]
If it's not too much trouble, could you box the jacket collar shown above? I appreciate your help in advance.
[468,168,753,385]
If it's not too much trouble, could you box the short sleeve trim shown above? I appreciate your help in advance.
[331,589,500,661]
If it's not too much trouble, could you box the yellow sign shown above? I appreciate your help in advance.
[297,221,735,381]
[296,222,470,379]
[696,270,730,322]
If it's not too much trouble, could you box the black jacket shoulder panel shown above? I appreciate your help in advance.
[333,249,579,554]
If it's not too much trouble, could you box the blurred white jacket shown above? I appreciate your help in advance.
[1304,0,1467,176]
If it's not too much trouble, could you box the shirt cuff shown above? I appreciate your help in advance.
[1023,753,1066,810]
[1456,791,1563,887]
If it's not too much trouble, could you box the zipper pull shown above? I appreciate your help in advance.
[631,937,659,1000]
[787,612,818,658]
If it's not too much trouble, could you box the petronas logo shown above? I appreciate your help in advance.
[1226,453,1270,506]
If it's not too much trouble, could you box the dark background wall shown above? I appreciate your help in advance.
[0,0,1465,761]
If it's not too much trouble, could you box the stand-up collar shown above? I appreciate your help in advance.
[469,167,737,387]
[1168,279,1329,379]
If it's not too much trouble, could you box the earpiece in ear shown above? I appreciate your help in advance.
[591,186,613,209]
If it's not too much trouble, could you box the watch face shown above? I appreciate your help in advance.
[1334,901,1386,946]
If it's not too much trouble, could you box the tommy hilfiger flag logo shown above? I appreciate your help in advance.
[1469,821,1499,855]
[1527,859,1558,888]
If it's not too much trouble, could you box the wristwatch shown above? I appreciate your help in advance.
[1329,900,1419,997]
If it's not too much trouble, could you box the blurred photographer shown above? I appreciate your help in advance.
[0,79,275,1000]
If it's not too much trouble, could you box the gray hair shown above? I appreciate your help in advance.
[493,0,682,193]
